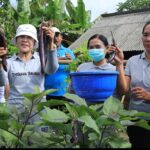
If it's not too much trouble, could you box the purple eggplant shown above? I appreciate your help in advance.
[38,22,51,74]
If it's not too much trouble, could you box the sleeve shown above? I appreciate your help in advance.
[45,50,59,74]
[0,69,7,86]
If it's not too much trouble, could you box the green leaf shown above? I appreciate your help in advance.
[37,99,67,111]
[88,132,98,141]
[96,115,126,131]
[22,88,57,104]
[64,93,87,106]
[78,115,100,135]
[0,129,24,148]
[120,120,136,126]
[65,103,79,119]
[134,119,150,130]
[103,96,123,120]
[107,135,131,148]
[0,104,11,120]
[40,107,70,123]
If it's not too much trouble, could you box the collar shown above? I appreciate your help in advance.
[91,62,111,70]
[140,52,146,59]
[57,44,65,50]
[12,52,38,61]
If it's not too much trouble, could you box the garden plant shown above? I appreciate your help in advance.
[0,88,150,148]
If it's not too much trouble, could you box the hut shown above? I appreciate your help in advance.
[69,8,150,60]
[69,8,150,109]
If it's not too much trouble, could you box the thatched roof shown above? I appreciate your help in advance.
[69,9,150,52]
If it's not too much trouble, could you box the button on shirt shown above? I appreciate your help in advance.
[125,52,150,114]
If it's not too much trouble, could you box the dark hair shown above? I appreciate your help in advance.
[142,21,150,34]
[87,34,109,48]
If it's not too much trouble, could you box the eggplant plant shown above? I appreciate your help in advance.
[0,89,150,148]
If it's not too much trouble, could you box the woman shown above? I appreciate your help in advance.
[69,34,126,97]
[125,21,150,148]
[0,24,59,111]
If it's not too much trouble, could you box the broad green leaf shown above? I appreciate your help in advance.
[65,103,78,119]
[88,132,98,141]
[36,121,73,136]
[103,97,123,120]
[107,135,131,148]
[133,111,150,118]
[22,89,57,103]
[120,120,136,126]
[37,100,67,111]
[40,107,70,123]
[134,119,150,130]
[78,115,100,135]
[89,103,103,112]
[119,109,139,117]
[0,129,24,148]
[0,120,9,130]
[64,93,87,106]
[96,115,126,131]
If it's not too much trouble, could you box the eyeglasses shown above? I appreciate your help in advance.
[88,44,102,49]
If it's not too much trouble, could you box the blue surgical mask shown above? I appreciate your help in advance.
[88,48,105,62]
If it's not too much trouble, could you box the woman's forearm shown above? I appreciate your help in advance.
[116,63,128,95]
[45,50,59,74]
[0,69,6,86]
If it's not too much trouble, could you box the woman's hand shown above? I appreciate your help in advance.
[131,87,150,101]
[109,45,124,66]
[0,47,7,57]
[65,53,72,60]
[42,26,57,50]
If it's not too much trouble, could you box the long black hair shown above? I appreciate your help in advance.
[142,21,150,34]
[87,34,109,48]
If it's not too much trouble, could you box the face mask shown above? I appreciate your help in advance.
[88,48,105,62]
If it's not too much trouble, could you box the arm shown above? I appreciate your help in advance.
[0,47,7,86]
[125,61,150,101]
[65,49,75,60]
[45,50,59,74]
[42,26,59,74]
[0,66,6,86]
[116,63,128,95]
[110,45,128,95]
[4,83,9,100]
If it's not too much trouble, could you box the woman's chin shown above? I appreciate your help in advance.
[20,49,30,54]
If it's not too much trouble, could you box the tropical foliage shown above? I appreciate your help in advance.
[0,0,91,55]
[117,0,150,12]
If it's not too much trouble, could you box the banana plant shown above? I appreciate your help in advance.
[0,0,92,55]
[65,0,91,33]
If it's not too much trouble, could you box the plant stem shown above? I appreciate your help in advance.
[16,101,34,148]
[99,126,107,147]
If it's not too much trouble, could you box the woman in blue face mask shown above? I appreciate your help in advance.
[69,34,127,97]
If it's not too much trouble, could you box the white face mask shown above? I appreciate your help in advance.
[88,48,105,62]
